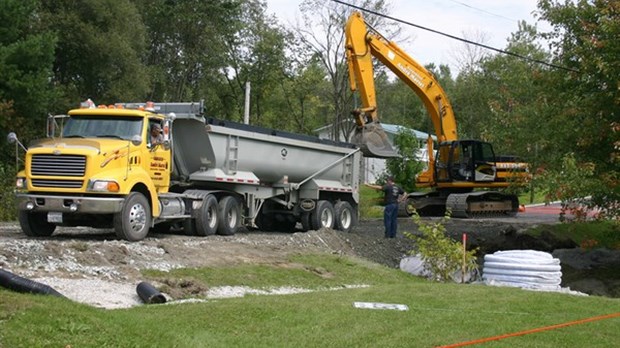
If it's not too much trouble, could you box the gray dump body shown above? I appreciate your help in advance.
[172,117,360,197]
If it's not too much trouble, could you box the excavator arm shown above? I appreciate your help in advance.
[345,10,461,183]
[345,11,458,143]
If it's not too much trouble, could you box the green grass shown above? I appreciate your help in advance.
[360,184,384,219]
[1,254,619,348]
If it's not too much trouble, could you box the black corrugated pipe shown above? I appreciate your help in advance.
[0,269,65,298]
[136,281,166,304]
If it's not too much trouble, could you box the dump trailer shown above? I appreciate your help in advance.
[11,101,361,241]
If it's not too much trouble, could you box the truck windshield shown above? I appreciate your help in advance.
[63,116,143,141]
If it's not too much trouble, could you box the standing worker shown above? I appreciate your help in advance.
[366,176,406,238]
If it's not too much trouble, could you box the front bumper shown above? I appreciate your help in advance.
[16,193,125,214]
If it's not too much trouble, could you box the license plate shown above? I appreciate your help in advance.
[47,212,63,223]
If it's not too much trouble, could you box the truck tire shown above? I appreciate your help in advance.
[216,196,240,236]
[334,201,357,233]
[311,200,335,230]
[114,192,151,241]
[195,194,218,236]
[18,211,56,237]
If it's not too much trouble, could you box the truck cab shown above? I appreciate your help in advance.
[14,102,173,240]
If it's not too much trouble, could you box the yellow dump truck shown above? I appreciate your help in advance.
[10,101,361,241]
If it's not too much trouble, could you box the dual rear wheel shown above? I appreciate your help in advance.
[185,194,241,237]
[302,200,357,233]
[310,200,356,233]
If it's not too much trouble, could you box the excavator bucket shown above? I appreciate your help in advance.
[352,122,399,158]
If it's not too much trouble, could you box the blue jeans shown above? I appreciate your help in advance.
[384,203,399,238]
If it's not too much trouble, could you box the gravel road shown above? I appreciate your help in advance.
[1,215,618,308]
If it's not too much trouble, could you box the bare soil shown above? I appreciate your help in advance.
[1,216,618,308]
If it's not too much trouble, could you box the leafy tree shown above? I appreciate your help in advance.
[224,0,289,126]
[536,0,619,218]
[0,0,58,159]
[41,0,149,106]
[274,58,331,134]
[294,0,397,141]
[385,128,424,192]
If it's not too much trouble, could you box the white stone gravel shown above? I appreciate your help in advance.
[29,278,370,309]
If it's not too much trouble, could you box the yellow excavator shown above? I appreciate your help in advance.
[345,11,527,217]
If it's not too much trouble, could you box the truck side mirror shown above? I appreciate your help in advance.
[7,132,17,144]
[7,132,27,151]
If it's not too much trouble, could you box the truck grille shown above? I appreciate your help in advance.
[31,154,86,177]
[31,179,83,189]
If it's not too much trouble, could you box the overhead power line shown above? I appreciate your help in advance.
[331,0,578,73]
[446,0,519,23]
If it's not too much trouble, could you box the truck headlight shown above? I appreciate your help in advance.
[16,177,26,189]
[89,180,120,192]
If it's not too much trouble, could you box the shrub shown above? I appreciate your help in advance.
[404,211,478,282]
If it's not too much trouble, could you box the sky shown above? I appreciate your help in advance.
[265,0,548,74]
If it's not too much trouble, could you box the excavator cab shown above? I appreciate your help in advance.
[435,140,497,183]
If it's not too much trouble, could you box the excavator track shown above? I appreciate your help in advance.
[447,191,518,218]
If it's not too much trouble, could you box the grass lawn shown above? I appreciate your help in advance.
[1,254,618,347]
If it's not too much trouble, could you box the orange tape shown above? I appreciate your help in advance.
[437,312,620,348]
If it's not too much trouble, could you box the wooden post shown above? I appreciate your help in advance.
[461,233,467,283]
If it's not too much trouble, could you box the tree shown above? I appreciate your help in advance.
[41,0,149,106]
[385,128,424,192]
[294,0,397,141]
[536,0,619,217]
[223,0,289,126]
[138,0,242,107]
[274,58,331,134]
[0,0,58,157]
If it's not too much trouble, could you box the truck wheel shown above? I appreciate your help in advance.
[217,196,240,236]
[114,192,151,241]
[334,201,357,233]
[18,211,56,237]
[195,194,218,236]
[311,200,335,230]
